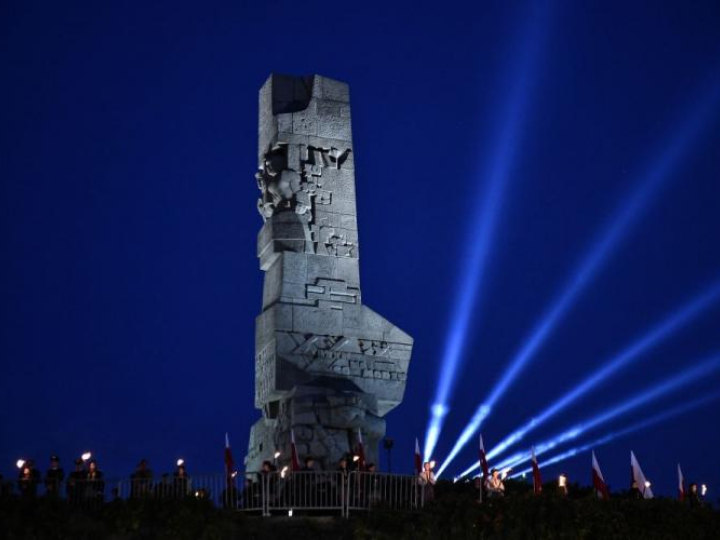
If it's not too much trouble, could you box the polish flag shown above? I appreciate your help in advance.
[357,428,366,471]
[290,429,301,471]
[677,463,686,502]
[630,451,653,499]
[591,451,610,500]
[414,438,422,475]
[224,432,235,481]
[479,435,490,478]
[531,446,542,494]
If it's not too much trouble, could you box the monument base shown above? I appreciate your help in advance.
[245,385,385,471]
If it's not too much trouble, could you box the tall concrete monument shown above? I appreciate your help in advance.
[245,74,414,471]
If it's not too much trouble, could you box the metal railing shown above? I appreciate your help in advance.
[2,471,429,516]
[346,471,425,512]
[265,471,345,515]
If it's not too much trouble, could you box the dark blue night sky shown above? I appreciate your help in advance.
[2,1,720,498]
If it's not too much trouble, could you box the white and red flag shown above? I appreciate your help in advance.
[290,429,302,471]
[414,438,423,475]
[630,451,654,499]
[591,450,610,500]
[479,434,490,478]
[677,463,686,502]
[357,428,366,471]
[224,432,235,480]
[531,446,542,494]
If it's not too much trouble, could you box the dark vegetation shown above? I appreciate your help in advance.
[1,479,718,539]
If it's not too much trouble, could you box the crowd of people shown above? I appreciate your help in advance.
[3,453,708,511]
[476,468,707,507]
[0,455,194,505]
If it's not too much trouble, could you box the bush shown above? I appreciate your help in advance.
[1,482,718,539]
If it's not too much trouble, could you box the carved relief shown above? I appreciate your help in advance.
[281,331,409,383]
[255,340,276,406]
[256,143,357,258]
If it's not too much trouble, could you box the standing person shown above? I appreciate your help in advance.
[67,458,86,504]
[418,462,437,503]
[336,457,349,479]
[484,469,505,498]
[44,455,65,497]
[0,474,10,499]
[558,473,569,497]
[85,459,105,505]
[154,473,172,499]
[260,460,277,504]
[17,460,41,499]
[688,483,701,508]
[173,462,191,499]
[365,463,380,505]
[130,459,153,498]
[336,456,350,506]
[628,480,643,500]
[301,457,316,472]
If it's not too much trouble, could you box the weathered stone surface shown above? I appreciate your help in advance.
[246,74,413,473]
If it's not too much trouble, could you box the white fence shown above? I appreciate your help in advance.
[4,471,429,517]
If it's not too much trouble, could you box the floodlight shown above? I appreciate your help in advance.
[441,82,720,473]
[510,390,720,477]
[423,9,553,461]
[488,279,720,462]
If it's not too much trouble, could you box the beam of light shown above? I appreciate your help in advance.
[490,353,720,472]
[438,82,720,475]
[423,6,552,462]
[510,390,720,478]
[484,278,720,463]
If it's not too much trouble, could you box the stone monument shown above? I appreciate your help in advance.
[245,74,414,471]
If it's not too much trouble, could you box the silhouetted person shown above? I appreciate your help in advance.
[85,459,104,504]
[222,483,239,509]
[337,457,349,480]
[418,462,436,503]
[688,483,701,508]
[241,476,258,509]
[154,473,172,499]
[298,456,318,505]
[629,480,643,500]
[0,474,10,499]
[130,459,153,498]
[173,463,191,499]
[44,455,65,497]
[365,463,380,505]
[484,468,505,498]
[260,460,277,503]
[67,459,86,504]
[17,460,41,499]
[336,456,352,501]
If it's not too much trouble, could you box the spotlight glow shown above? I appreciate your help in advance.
[436,405,490,477]
[510,391,720,477]
[485,279,720,463]
[423,10,551,462]
[495,353,720,472]
[440,83,720,473]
